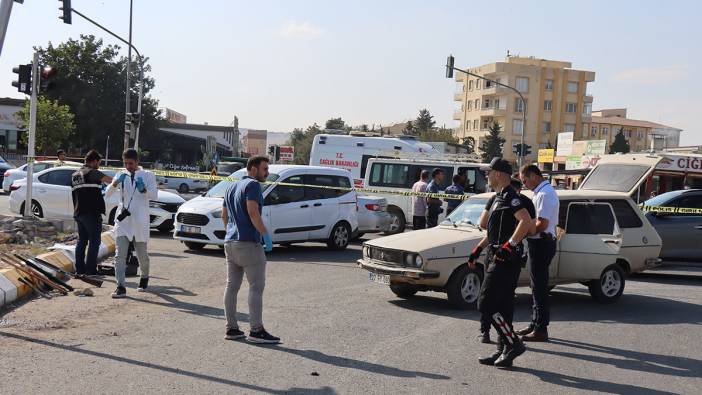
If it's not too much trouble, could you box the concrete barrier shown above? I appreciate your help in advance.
[0,231,116,309]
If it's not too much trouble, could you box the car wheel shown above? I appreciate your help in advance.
[446,265,483,309]
[184,241,205,251]
[178,183,189,194]
[20,200,44,218]
[389,283,417,298]
[383,207,406,235]
[588,264,625,304]
[327,222,351,250]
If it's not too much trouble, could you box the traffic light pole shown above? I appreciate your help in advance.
[69,7,144,152]
[0,0,14,58]
[24,51,39,219]
[448,64,527,168]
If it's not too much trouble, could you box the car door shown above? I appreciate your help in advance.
[557,202,622,280]
[304,174,341,240]
[263,174,311,242]
[648,194,702,260]
[36,169,74,219]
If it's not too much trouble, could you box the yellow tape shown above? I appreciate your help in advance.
[639,205,702,215]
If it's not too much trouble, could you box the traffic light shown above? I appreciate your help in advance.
[512,143,522,156]
[11,64,32,95]
[59,0,72,24]
[523,144,532,156]
[39,65,57,92]
[445,55,455,79]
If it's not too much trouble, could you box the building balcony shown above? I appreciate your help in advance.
[584,95,593,103]
[481,85,510,95]
[453,110,463,120]
[479,106,507,117]
[454,92,465,101]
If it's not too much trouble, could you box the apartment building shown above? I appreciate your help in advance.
[453,56,595,162]
[589,108,682,152]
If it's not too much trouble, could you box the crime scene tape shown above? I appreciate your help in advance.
[102,167,473,201]
[639,205,702,215]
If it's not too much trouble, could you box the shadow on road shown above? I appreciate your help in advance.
[0,332,335,394]
[271,345,450,380]
[126,285,245,322]
[388,296,476,320]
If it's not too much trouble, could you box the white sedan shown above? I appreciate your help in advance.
[9,166,185,232]
[3,160,82,192]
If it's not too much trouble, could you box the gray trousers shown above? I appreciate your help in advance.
[115,235,150,287]
[223,241,267,331]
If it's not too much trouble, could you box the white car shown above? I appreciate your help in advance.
[174,165,359,250]
[3,160,82,192]
[355,195,392,239]
[9,166,185,232]
[158,176,208,194]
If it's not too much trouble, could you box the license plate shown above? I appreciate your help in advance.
[369,272,390,285]
[181,225,201,234]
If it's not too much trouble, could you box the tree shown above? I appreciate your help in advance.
[414,109,435,134]
[33,35,160,159]
[480,122,505,162]
[402,120,414,135]
[286,123,322,164]
[609,127,631,154]
[16,97,74,154]
[417,127,458,144]
[461,136,476,154]
[325,117,346,130]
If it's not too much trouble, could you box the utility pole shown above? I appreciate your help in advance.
[123,0,133,152]
[0,0,15,58]
[25,51,39,219]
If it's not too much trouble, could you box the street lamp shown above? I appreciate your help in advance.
[445,55,527,168]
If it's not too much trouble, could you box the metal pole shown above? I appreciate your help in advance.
[0,0,14,58]
[25,51,39,219]
[123,0,133,152]
[105,135,110,166]
[452,66,526,167]
[134,60,143,150]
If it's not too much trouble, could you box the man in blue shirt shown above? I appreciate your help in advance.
[444,174,465,216]
[425,168,445,228]
[221,155,280,344]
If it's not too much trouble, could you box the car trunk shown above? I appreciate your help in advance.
[579,154,662,203]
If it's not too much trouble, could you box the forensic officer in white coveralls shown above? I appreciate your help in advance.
[105,148,158,298]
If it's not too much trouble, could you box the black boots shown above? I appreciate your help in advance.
[478,337,504,365]
[494,338,526,368]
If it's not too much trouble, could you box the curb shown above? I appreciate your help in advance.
[0,231,116,308]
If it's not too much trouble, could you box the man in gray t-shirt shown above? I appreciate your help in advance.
[411,170,430,229]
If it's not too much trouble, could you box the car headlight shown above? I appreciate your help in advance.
[363,245,369,258]
[405,253,415,267]
[415,255,423,268]
[211,209,223,218]
[149,201,164,209]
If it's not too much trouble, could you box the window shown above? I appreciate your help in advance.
[360,155,391,182]
[583,103,592,115]
[602,127,609,136]
[544,100,552,112]
[33,163,52,172]
[8,130,17,151]
[564,123,576,133]
[368,163,410,188]
[543,122,551,133]
[567,81,579,93]
[671,195,702,216]
[591,126,598,137]
[305,175,351,199]
[482,118,491,130]
[476,79,482,89]
[512,119,524,135]
[474,99,480,110]
[545,79,554,91]
[38,169,74,186]
[457,167,487,193]
[516,77,529,92]
[494,98,501,109]
[473,119,479,130]
[566,102,577,113]
[468,80,473,91]
[566,204,616,235]
[581,164,649,193]
[594,199,644,228]
[637,130,644,139]
[485,80,493,88]
[409,165,453,190]
[625,130,631,138]
[515,98,526,113]
[265,175,305,205]
[484,98,492,109]
[467,101,472,111]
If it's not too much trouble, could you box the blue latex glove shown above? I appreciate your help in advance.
[135,176,146,193]
[116,173,127,185]
[262,234,273,252]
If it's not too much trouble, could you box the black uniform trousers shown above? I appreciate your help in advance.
[426,205,442,228]
[477,248,522,339]
[527,237,557,331]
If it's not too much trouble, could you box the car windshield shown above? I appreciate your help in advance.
[441,197,488,227]
[579,164,650,193]
[643,191,681,207]
[206,172,280,198]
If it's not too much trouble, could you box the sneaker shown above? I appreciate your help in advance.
[111,286,126,299]
[137,277,149,292]
[247,328,281,344]
[225,328,246,340]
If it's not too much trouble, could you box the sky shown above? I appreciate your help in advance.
[1,0,701,145]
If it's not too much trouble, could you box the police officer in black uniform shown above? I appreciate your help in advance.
[467,157,534,368]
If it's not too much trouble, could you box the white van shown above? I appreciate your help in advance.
[173,165,359,250]
[309,134,436,188]
[363,158,488,234]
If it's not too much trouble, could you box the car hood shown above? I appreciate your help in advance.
[178,196,222,213]
[156,190,185,204]
[364,226,484,257]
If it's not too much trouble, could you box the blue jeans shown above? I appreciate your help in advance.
[75,214,103,275]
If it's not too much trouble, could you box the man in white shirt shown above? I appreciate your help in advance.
[518,165,559,341]
[411,170,429,229]
[105,149,158,298]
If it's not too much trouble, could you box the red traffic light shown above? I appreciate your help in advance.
[41,65,57,79]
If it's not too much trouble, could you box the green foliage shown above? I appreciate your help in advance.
[480,122,505,162]
[325,117,347,130]
[609,127,631,154]
[286,123,323,164]
[418,127,458,144]
[402,120,414,135]
[16,97,74,154]
[414,109,436,134]
[33,35,160,158]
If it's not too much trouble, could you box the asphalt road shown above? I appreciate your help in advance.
[1,232,701,394]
